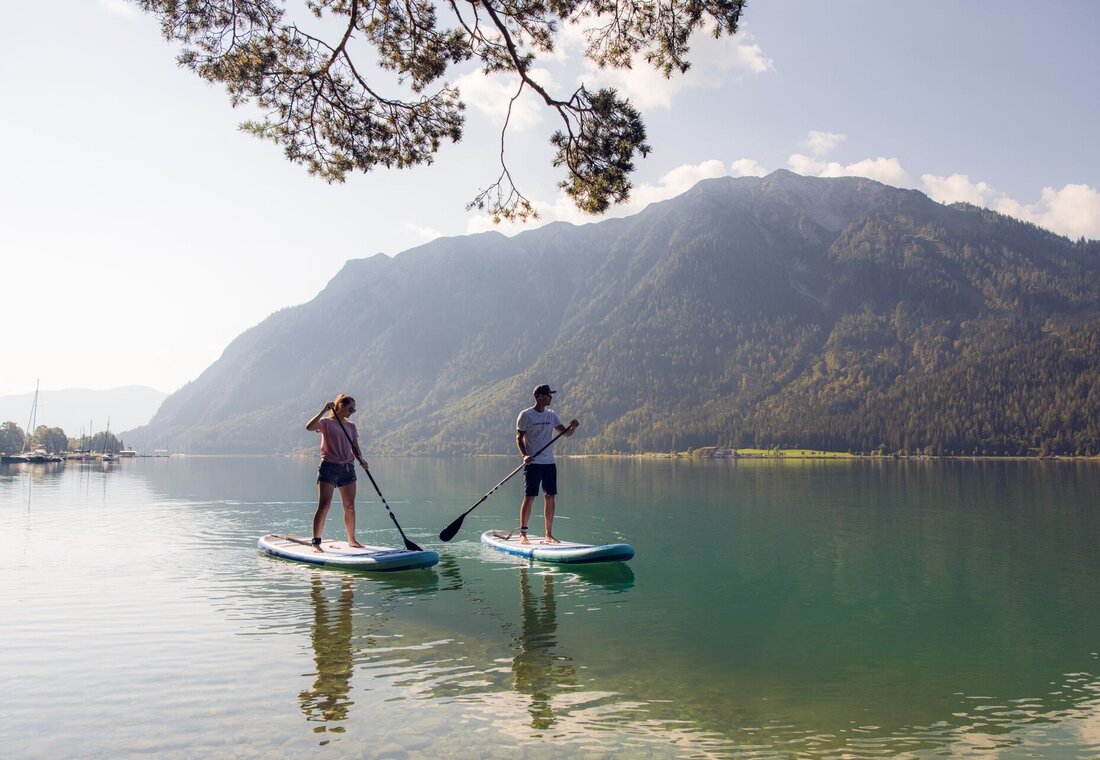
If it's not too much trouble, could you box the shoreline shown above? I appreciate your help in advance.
[277,449,1100,462]
[23,449,1087,462]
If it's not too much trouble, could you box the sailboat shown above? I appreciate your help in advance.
[100,418,116,463]
[2,381,54,463]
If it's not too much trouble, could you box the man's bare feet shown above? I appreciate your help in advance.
[543,535,561,544]
[347,540,365,549]
[519,532,530,545]
[312,537,324,553]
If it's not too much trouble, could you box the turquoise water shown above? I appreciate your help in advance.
[2,457,1099,758]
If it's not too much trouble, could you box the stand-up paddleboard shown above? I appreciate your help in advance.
[481,530,634,564]
[258,534,439,572]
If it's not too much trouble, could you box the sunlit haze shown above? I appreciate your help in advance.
[2,1,1097,398]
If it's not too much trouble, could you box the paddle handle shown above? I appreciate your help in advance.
[479,426,568,508]
[439,427,571,542]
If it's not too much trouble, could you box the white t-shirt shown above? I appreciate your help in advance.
[516,407,562,464]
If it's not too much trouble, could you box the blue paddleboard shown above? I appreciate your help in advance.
[481,530,634,564]
[258,534,439,572]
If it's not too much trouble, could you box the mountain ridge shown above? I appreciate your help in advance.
[124,171,1100,456]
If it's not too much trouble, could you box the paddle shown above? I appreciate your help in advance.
[331,411,424,553]
[439,428,569,542]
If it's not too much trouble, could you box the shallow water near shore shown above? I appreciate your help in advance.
[2,456,1099,758]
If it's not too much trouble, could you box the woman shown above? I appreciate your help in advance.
[306,394,367,551]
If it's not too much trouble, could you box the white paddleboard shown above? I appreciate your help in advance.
[481,530,634,564]
[258,534,439,572]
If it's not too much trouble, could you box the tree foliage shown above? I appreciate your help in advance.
[79,430,123,454]
[33,426,70,454]
[133,0,745,220]
[0,421,25,454]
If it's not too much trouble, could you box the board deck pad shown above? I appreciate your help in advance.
[480,530,634,564]
[258,534,439,572]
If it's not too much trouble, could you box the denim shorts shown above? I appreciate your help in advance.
[318,460,356,487]
[523,463,557,496]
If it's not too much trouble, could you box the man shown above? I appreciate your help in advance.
[516,384,579,544]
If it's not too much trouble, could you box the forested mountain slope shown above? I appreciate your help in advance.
[126,171,1100,455]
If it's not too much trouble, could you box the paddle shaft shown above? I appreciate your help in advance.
[439,427,569,542]
[330,411,424,553]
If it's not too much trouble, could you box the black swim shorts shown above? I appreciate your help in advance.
[523,462,557,496]
[318,460,356,487]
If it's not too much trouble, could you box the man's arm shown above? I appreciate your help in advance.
[555,419,580,437]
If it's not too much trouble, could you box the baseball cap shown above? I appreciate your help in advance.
[533,384,557,397]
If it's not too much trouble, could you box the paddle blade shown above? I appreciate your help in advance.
[403,537,424,552]
[439,514,464,542]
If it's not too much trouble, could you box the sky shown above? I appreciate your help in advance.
[2,1,1098,400]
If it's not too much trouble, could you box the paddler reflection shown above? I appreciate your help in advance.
[511,566,577,729]
[299,576,355,743]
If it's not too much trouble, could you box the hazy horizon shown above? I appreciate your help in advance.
[4,1,1097,398]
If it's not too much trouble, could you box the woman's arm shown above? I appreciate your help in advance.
[306,402,335,432]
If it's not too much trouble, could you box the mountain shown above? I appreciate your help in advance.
[124,171,1100,456]
[0,386,167,439]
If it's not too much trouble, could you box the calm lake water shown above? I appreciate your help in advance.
[2,456,1099,758]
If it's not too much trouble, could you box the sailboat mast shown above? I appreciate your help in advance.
[23,379,39,453]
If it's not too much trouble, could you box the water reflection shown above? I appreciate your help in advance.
[511,567,576,730]
[291,568,443,747]
[1,461,75,509]
[6,457,1100,758]
[299,576,356,743]
[436,553,465,592]
[561,561,635,593]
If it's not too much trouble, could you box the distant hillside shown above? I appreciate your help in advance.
[125,171,1100,456]
[0,386,167,438]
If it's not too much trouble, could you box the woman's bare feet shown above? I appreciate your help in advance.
[347,540,365,549]
[312,537,324,553]
[543,534,561,544]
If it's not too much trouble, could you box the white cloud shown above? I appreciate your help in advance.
[467,142,1100,246]
[628,159,729,209]
[806,130,846,157]
[466,159,729,235]
[732,41,775,75]
[98,0,135,16]
[404,222,443,243]
[921,173,992,205]
[453,68,556,130]
[922,173,1100,239]
[731,158,768,177]
[551,19,590,63]
[789,153,912,186]
[579,62,681,110]
[995,184,1100,240]
[465,194,582,238]
[577,33,774,110]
